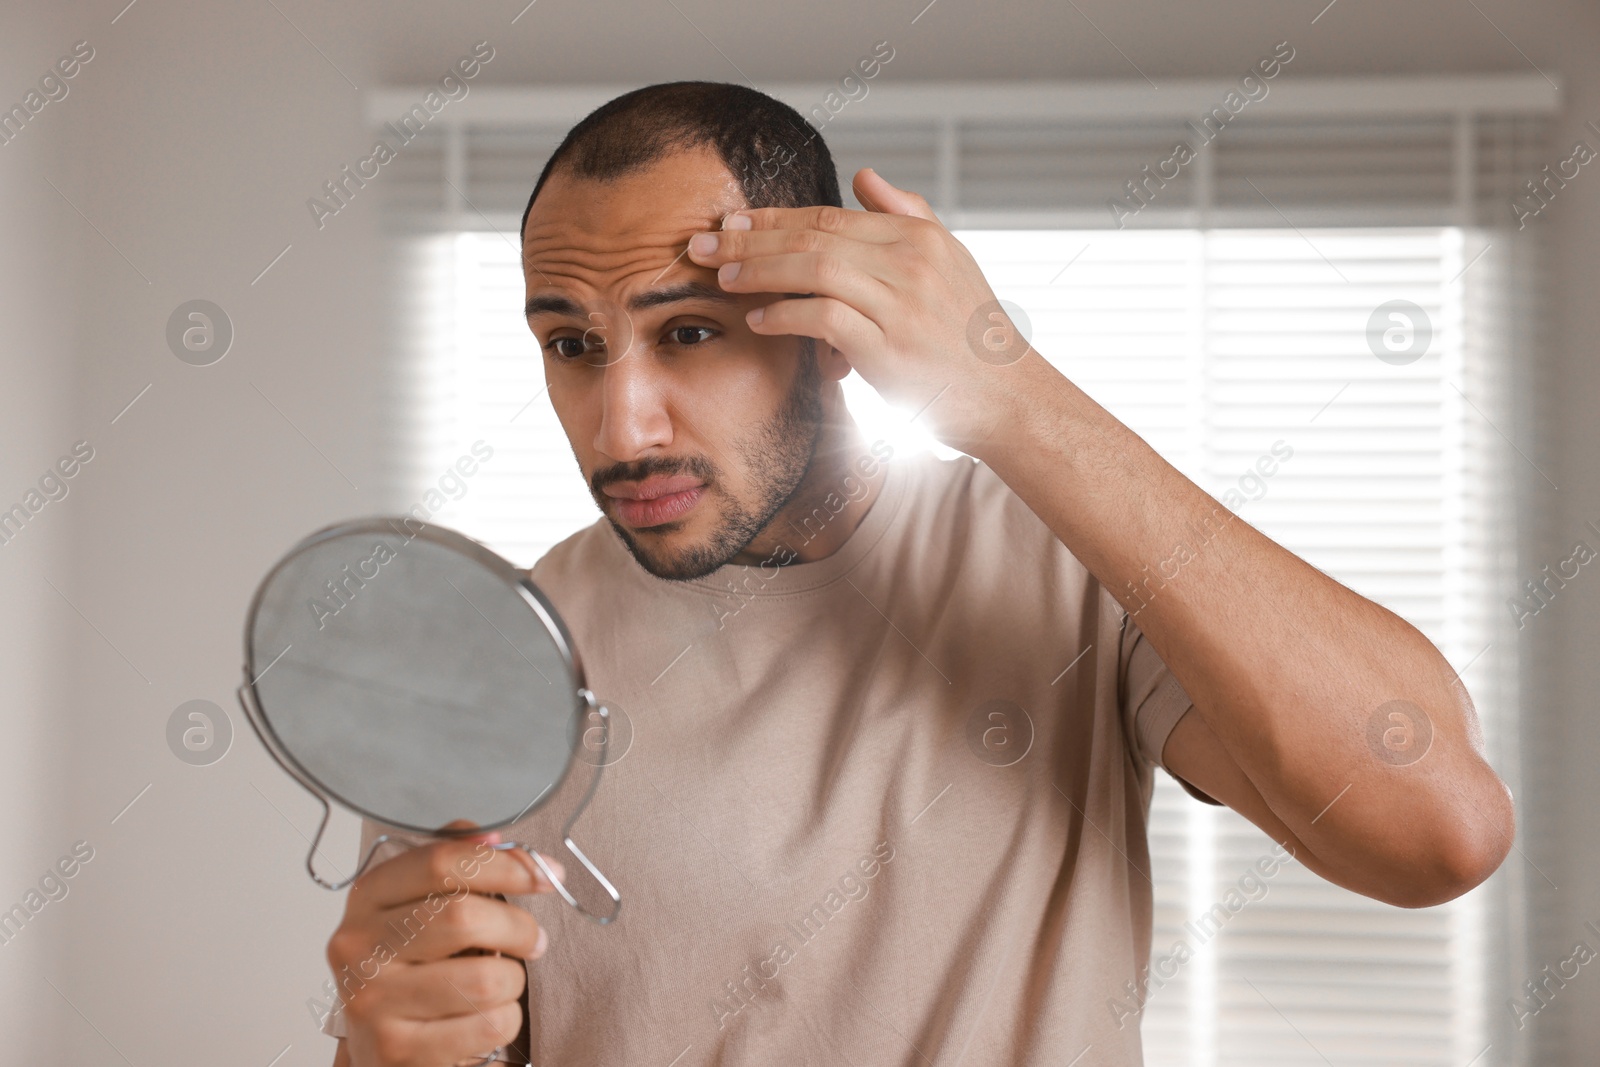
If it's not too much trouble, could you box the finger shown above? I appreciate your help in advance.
[852,167,941,223]
[724,202,904,243]
[349,835,562,914]
[356,955,529,1022]
[711,250,894,323]
[358,1000,524,1067]
[747,295,885,364]
[376,892,545,964]
[687,225,876,275]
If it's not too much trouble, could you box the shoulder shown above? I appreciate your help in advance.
[902,449,1077,561]
[881,450,1097,619]
[526,518,617,599]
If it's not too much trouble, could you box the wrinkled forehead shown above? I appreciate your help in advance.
[521,147,747,295]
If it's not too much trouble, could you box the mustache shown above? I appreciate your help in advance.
[590,453,718,497]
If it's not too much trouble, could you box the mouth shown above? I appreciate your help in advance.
[601,474,707,530]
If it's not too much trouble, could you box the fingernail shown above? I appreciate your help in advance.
[532,926,549,959]
[689,232,718,255]
[719,261,740,283]
[747,306,764,326]
[724,212,751,230]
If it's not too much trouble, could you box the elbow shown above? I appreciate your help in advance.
[1374,773,1515,909]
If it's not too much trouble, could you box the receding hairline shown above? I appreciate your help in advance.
[519,80,843,241]
[519,139,752,244]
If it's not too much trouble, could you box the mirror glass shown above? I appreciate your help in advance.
[244,522,580,833]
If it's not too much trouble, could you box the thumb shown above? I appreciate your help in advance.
[853,167,939,223]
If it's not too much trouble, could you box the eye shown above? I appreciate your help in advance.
[667,325,716,347]
[543,335,592,361]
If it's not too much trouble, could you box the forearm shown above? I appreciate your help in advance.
[971,354,1512,901]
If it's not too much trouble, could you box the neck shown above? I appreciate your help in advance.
[730,396,886,566]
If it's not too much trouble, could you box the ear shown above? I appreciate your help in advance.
[852,167,939,222]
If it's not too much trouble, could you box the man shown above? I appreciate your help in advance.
[322,81,1513,1066]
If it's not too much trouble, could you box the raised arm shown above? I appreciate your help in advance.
[685,166,1514,909]
[976,355,1512,907]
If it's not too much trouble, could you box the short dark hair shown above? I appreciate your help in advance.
[519,81,842,239]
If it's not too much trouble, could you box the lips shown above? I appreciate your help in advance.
[602,475,706,529]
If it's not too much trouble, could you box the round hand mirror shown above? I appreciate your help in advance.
[236,516,621,930]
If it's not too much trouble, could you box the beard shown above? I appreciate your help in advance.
[590,341,824,582]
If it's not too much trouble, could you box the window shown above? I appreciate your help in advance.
[417,223,1508,1065]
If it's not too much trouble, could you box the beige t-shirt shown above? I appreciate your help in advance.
[326,446,1197,1064]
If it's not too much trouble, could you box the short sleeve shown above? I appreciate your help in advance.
[1115,596,1223,805]
[1117,608,1191,766]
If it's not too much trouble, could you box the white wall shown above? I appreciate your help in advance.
[0,4,79,1059]
[0,1,1593,1063]
[1517,9,1600,1064]
[8,3,389,1062]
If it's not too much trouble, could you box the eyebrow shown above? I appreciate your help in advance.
[524,281,740,319]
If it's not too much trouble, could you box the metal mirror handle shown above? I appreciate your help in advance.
[496,692,622,925]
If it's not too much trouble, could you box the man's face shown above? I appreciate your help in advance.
[522,145,826,581]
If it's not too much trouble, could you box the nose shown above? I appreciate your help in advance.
[593,340,675,463]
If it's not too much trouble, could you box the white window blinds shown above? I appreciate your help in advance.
[367,76,1553,1067]
[362,74,1558,233]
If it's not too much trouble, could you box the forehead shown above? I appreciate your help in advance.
[521,143,746,295]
